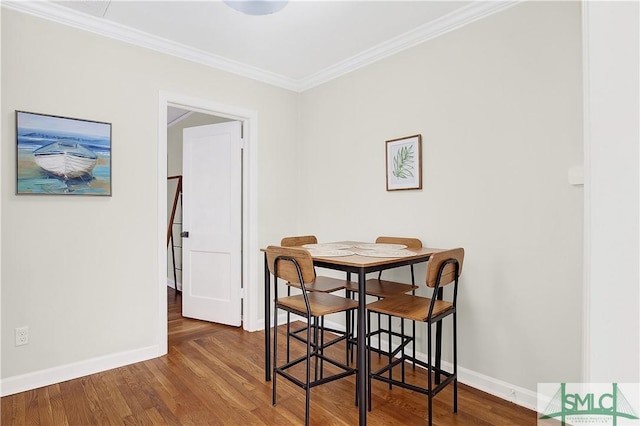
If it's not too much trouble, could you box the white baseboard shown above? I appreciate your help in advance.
[4,316,537,411]
[256,313,292,330]
[439,359,537,410]
[0,345,160,397]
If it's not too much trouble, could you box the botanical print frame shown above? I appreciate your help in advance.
[386,134,422,191]
[16,111,112,196]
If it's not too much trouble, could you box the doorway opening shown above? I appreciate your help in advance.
[157,92,260,356]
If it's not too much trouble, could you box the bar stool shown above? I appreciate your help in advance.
[267,246,358,426]
[366,247,464,426]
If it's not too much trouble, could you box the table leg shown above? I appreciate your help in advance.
[264,253,271,382]
[358,269,367,425]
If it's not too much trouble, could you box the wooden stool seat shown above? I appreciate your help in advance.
[278,292,359,317]
[345,279,417,298]
[367,293,453,324]
[289,276,348,293]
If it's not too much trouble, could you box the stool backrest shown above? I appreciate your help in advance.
[281,235,317,247]
[426,248,464,288]
[375,236,422,283]
[376,236,422,249]
[376,237,422,249]
[266,246,316,286]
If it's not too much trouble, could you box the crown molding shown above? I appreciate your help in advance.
[2,1,519,93]
[1,0,301,91]
[298,1,520,91]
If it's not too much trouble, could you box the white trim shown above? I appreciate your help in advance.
[298,1,520,91]
[157,91,260,345]
[258,313,300,331]
[0,4,3,397]
[0,345,159,397]
[2,0,518,93]
[157,96,169,356]
[1,1,298,91]
[581,1,592,384]
[441,359,538,410]
[243,112,260,332]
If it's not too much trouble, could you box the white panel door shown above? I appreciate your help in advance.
[182,121,242,326]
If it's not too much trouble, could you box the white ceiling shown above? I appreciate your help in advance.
[5,1,516,91]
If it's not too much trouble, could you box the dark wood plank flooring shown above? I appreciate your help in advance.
[1,287,537,425]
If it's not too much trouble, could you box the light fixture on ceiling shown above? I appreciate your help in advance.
[223,0,288,16]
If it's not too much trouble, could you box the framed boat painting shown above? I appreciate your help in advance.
[16,111,112,196]
[386,134,422,191]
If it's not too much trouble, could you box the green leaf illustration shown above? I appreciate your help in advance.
[392,145,415,179]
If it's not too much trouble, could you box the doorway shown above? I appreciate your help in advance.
[157,92,260,357]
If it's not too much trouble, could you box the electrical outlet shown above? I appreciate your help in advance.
[15,326,29,346]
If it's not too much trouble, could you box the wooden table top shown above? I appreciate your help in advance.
[312,241,443,267]
[263,241,445,268]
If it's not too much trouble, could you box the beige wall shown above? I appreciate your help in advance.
[5,0,635,406]
[1,8,299,381]
[299,1,583,393]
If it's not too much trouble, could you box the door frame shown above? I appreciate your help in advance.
[157,91,260,355]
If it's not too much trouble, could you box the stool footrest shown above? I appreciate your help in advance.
[366,328,413,358]
[290,324,348,350]
[370,355,455,397]
[276,352,356,390]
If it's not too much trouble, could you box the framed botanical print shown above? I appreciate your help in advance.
[386,134,422,191]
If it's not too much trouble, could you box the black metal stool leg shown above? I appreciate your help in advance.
[286,286,292,363]
[435,321,442,385]
[453,312,458,413]
[400,319,406,383]
[367,310,372,411]
[305,314,312,426]
[427,319,433,426]
[272,305,278,406]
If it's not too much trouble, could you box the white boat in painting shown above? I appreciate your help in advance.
[33,140,97,179]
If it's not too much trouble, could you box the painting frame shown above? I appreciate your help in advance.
[16,110,112,196]
[386,134,422,191]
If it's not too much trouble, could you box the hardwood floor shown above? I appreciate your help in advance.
[1,287,537,425]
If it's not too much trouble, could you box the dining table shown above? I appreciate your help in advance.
[263,241,442,426]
